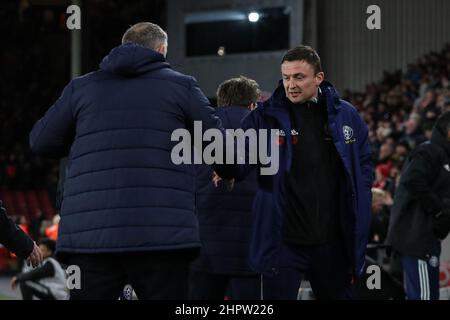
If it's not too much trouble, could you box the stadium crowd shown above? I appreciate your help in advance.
[343,44,450,248]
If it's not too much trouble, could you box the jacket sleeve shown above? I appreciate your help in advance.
[233,109,261,181]
[0,203,34,259]
[353,111,374,276]
[16,260,55,283]
[400,147,444,215]
[357,117,374,192]
[186,78,223,132]
[185,78,239,179]
[29,81,76,157]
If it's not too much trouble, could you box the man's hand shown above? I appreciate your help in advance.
[10,276,18,290]
[26,242,43,268]
[433,208,450,240]
[212,171,222,188]
[211,172,235,191]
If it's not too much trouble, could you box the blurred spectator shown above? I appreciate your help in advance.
[11,238,68,300]
[18,216,29,236]
[190,76,260,300]
[369,188,392,246]
[376,142,394,165]
[387,112,450,300]
[28,209,44,241]
[401,114,427,149]
[44,214,59,241]
[392,141,410,168]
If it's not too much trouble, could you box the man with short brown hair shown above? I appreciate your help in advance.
[239,45,373,299]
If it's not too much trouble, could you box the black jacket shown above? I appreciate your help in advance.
[386,128,450,259]
[0,201,34,259]
[16,260,54,282]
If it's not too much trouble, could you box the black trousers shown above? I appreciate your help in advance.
[261,242,353,300]
[20,281,56,300]
[189,270,260,300]
[66,249,197,300]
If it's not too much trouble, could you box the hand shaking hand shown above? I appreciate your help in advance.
[212,172,235,191]
[26,242,43,268]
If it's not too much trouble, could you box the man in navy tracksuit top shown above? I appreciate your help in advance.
[387,112,450,300]
[28,22,233,300]
[190,76,260,300]
[234,46,373,299]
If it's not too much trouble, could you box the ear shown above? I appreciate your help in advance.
[315,72,325,86]
[157,43,167,57]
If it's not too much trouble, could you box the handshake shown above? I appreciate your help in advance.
[212,171,235,191]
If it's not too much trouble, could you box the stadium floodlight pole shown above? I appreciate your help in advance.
[58,0,82,215]
[70,0,82,78]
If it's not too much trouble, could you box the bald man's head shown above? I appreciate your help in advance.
[122,22,168,57]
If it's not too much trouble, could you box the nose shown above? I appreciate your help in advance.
[287,80,292,89]
[287,79,297,90]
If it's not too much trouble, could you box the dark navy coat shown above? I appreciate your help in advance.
[192,106,258,275]
[239,81,374,276]
[29,43,224,256]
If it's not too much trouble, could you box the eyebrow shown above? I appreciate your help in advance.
[282,72,306,78]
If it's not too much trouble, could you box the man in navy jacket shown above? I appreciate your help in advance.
[29,22,228,299]
[190,76,260,300]
[236,46,373,299]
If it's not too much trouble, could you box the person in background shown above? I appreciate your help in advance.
[367,188,392,263]
[387,112,450,300]
[190,76,260,300]
[11,238,68,300]
[369,188,391,245]
[44,214,59,241]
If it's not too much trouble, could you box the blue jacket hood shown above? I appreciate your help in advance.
[99,43,169,77]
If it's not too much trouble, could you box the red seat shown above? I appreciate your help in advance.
[1,189,56,219]
[25,191,41,218]
[12,191,29,218]
[37,190,55,218]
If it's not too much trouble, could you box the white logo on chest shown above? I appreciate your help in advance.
[343,125,356,144]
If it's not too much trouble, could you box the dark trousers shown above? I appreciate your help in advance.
[20,281,56,300]
[261,242,353,300]
[402,240,441,300]
[66,250,197,300]
[189,270,260,300]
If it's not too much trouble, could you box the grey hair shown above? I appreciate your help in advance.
[121,22,167,51]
